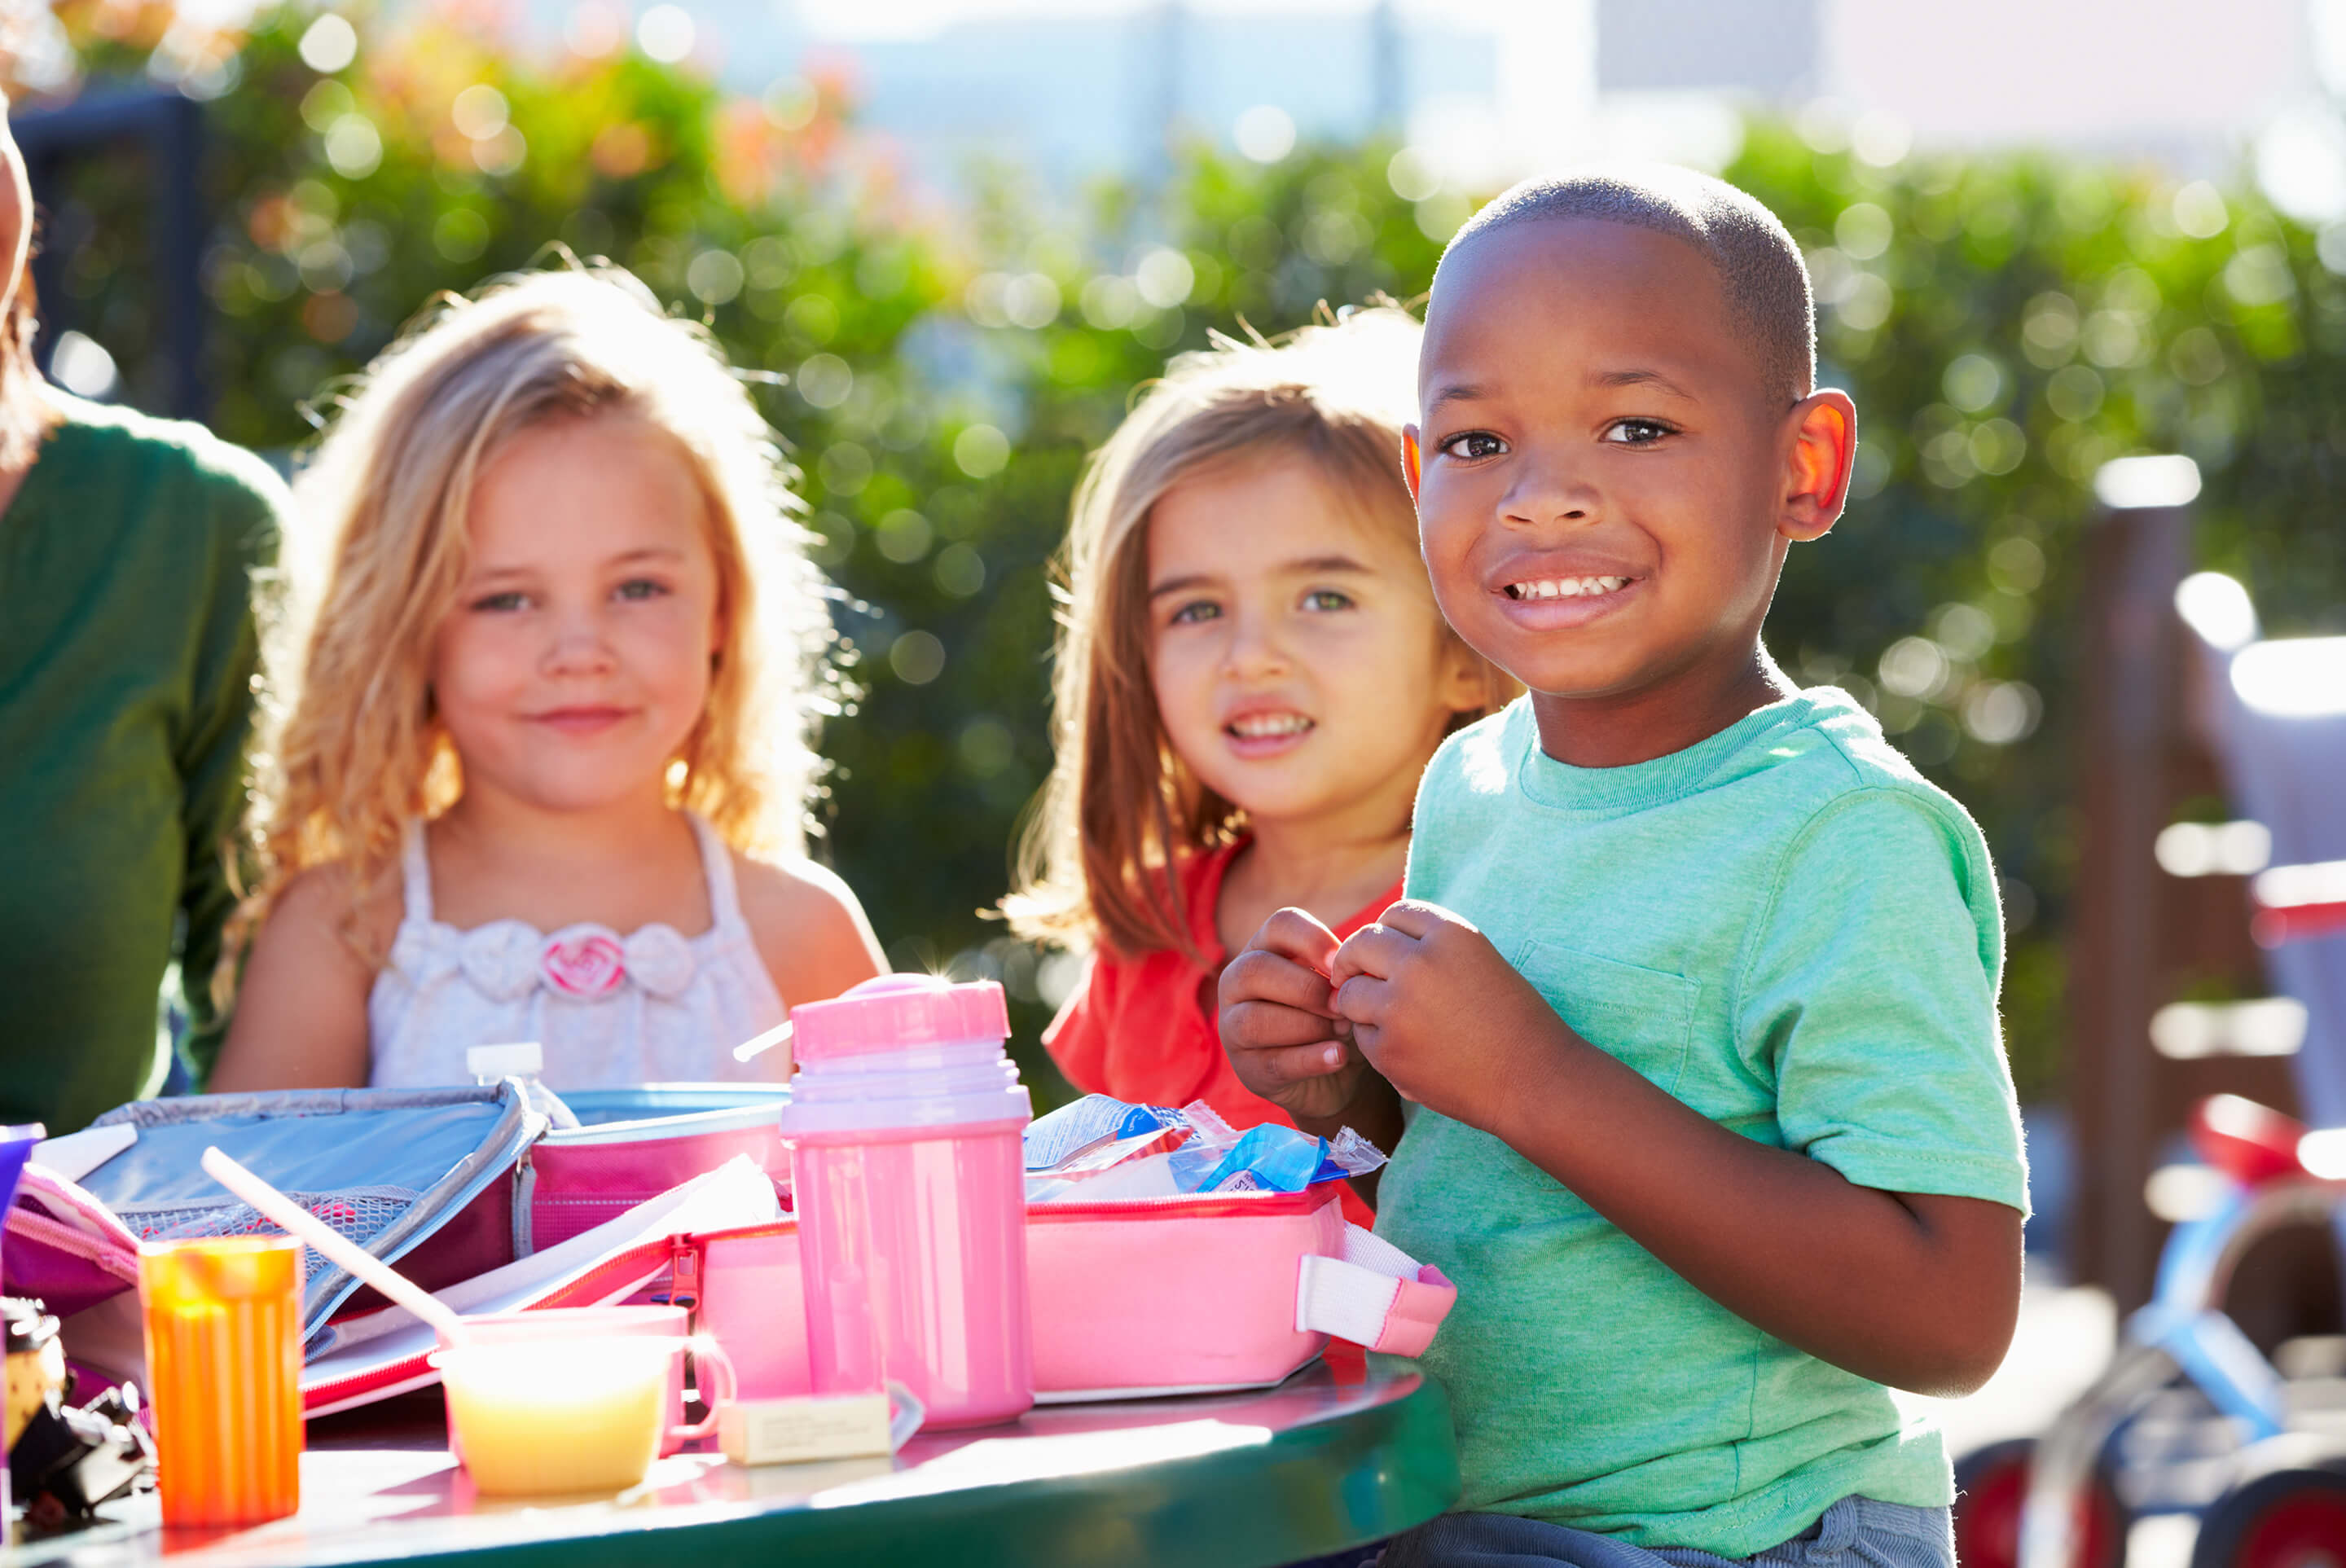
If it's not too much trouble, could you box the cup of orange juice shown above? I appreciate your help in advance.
[139,1235,304,1526]
[432,1315,735,1496]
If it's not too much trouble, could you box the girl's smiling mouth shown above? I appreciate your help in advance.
[529,705,635,736]
[1224,709,1316,758]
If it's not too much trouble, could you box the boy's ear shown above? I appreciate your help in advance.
[1437,635,1487,717]
[1778,390,1857,543]
[1401,425,1424,503]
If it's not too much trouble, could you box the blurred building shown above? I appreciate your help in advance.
[481,0,2342,218]
[1600,0,2326,167]
[799,6,1496,185]
[512,0,1506,186]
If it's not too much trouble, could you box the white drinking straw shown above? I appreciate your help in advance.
[199,1146,473,1347]
[732,1018,793,1064]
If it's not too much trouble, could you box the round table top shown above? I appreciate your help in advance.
[14,1364,1457,1568]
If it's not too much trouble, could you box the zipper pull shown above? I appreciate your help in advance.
[667,1236,702,1320]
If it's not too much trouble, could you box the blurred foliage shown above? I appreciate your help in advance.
[24,2,2346,1108]
[1724,122,2346,1101]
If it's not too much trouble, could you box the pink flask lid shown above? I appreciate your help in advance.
[789,973,1011,1063]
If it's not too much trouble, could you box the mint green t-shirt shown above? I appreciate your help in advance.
[1376,688,2028,1557]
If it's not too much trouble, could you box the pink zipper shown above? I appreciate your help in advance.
[6,1206,139,1281]
[1026,1186,1339,1223]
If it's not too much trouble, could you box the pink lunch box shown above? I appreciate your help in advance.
[520,1101,788,1253]
[679,1184,1456,1402]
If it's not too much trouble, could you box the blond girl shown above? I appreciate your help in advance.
[214,267,883,1092]
[1007,309,1512,1214]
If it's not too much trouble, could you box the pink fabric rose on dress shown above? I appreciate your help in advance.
[542,933,627,998]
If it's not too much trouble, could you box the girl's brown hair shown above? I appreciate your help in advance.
[233,265,841,976]
[1004,307,1513,961]
[0,266,53,472]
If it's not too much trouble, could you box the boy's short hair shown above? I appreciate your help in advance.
[1443,166,1816,409]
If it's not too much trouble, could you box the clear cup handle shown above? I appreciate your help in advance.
[673,1334,738,1443]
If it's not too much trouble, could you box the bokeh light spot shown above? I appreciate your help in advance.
[451,84,509,141]
[1233,105,1296,164]
[323,115,382,180]
[432,209,490,263]
[817,443,872,497]
[2170,180,2229,239]
[1834,203,1892,261]
[1942,354,2004,413]
[50,331,119,399]
[687,249,745,305]
[890,630,946,686]
[1134,248,1194,310]
[471,126,525,178]
[1386,147,1439,202]
[934,542,986,598]
[1080,275,1138,330]
[796,352,852,409]
[953,424,1010,478]
[637,5,695,64]
[298,14,358,74]
[764,77,818,131]
[876,509,934,564]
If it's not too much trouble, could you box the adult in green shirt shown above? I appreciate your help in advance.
[0,102,284,1130]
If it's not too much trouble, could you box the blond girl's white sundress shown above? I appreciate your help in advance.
[367,812,787,1089]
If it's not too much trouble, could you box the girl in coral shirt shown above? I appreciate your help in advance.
[1005,309,1513,1220]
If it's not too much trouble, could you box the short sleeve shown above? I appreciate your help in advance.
[1401,756,1450,904]
[1402,713,1492,904]
[1040,951,1110,1094]
[1734,788,2027,1214]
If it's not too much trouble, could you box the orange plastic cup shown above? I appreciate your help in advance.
[138,1236,304,1526]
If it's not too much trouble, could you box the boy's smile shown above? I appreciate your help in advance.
[1408,217,1853,767]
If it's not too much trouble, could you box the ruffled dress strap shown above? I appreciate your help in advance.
[687,811,753,938]
[683,811,789,1038]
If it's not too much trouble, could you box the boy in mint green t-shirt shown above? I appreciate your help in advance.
[1222,168,2027,1568]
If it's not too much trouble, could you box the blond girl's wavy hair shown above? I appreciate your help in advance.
[235,264,840,972]
[1004,306,1514,961]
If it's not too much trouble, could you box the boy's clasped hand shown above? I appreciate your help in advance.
[1223,901,1568,1135]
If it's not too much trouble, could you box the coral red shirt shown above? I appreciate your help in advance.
[1042,841,1398,1228]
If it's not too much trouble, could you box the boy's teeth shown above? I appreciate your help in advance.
[1508,576,1628,600]
[1230,714,1312,738]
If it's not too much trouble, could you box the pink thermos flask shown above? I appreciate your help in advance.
[780,974,1035,1428]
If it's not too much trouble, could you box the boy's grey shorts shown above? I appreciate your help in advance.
[1372,1496,1953,1568]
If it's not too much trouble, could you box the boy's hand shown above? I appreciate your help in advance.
[1219,908,1381,1124]
[1330,900,1568,1132]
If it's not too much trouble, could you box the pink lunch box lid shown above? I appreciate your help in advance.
[789,973,1010,1061]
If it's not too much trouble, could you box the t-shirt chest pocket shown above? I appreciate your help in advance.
[1513,941,1701,1096]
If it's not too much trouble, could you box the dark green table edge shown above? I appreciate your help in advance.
[365,1376,1453,1568]
[28,1374,1457,1568]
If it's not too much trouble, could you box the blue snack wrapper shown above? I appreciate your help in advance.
[1023,1094,1387,1201]
[1195,1121,1386,1193]
[1022,1094,1185,1171]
